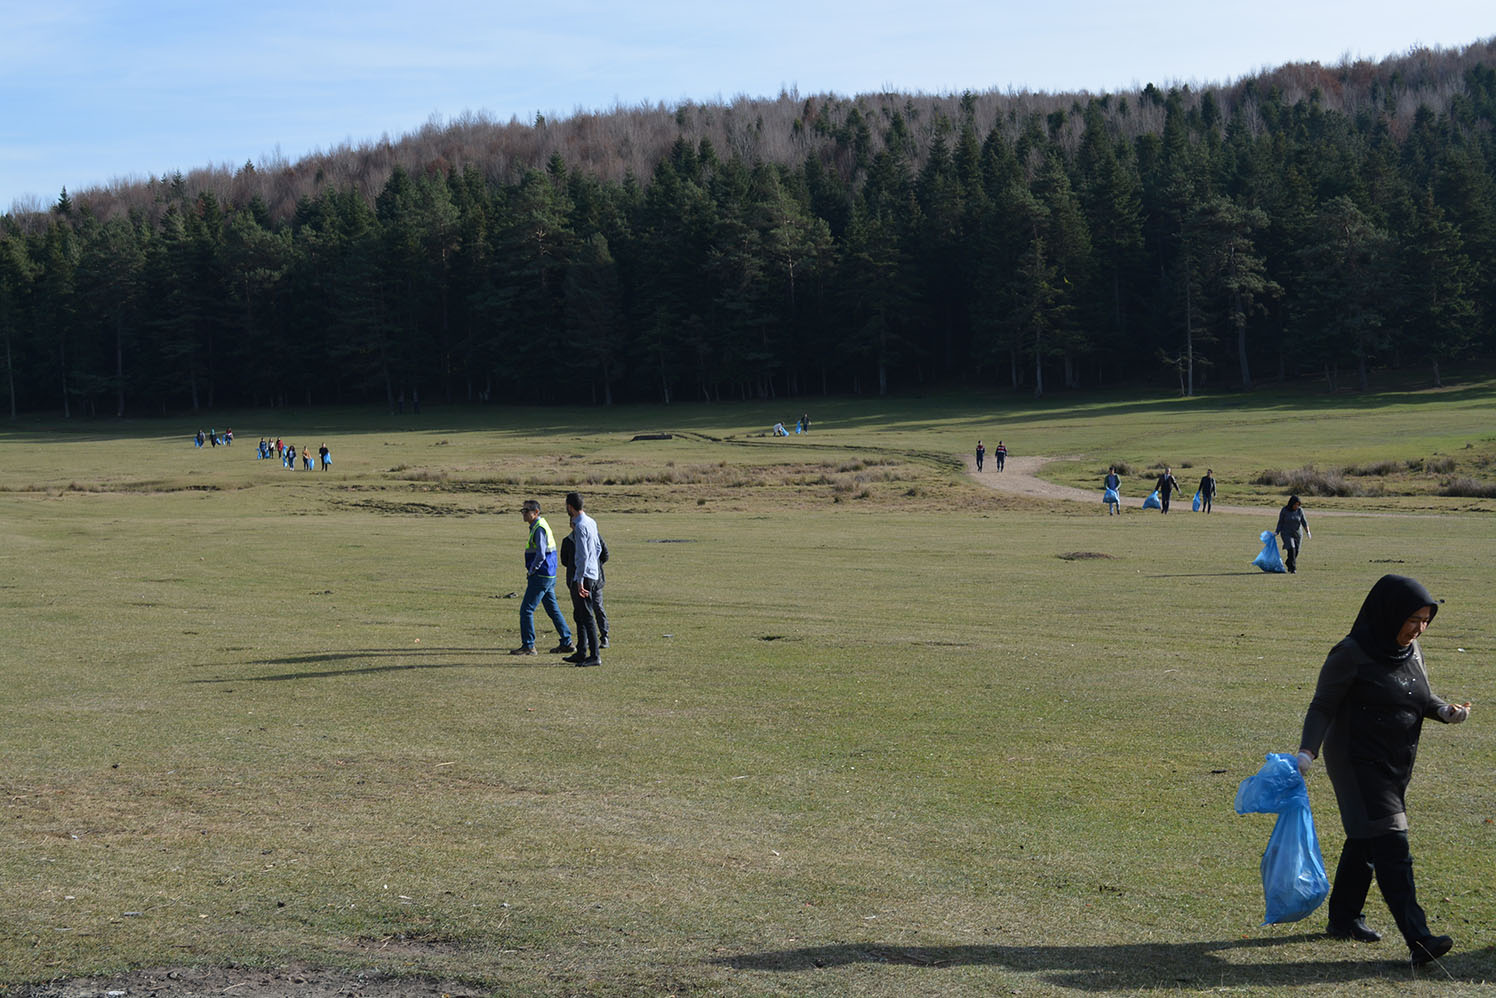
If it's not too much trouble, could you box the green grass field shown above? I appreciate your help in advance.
[2,383,1495,996]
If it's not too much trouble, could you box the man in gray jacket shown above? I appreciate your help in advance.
[564,492,604,667]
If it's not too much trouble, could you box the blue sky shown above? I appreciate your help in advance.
[2,0,1491,211]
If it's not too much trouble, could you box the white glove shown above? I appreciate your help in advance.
[1295,750,1315,776]
[1438,703,1469,724]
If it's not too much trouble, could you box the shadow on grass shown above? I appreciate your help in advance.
[716,936,1460,989]
[187,647,564,682]
[1143,571,1268,578]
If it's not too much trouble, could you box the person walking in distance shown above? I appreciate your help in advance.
[511,500,574,656]
[1199,468,1217,513]
[975,440,985,472]
[1277,495,1311,573]
[994,440,1007,471]
[1104,466,1122,516]
[1155,466,1183,514]
[565,492,604,667]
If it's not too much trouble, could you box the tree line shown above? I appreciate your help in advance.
[2,49,1494,417]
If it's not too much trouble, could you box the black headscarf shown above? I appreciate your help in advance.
[1348,574,1439,663]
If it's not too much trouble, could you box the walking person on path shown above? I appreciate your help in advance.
[1155,466,1183,514]
[994,441,1007,471]
[975,440,985,472]
[1199,468,1217,514]
[511,500,574,656]
[1103,466,1122,516]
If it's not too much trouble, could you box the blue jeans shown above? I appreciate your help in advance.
[520,574,571,648]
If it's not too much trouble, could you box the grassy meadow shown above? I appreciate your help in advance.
[2,383,1495,996]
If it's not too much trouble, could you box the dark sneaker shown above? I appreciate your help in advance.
[549,642,576,654]
[575,657,601,667]
[1410,935,1453,966]
[508,645,537,656]
[1327,918,1381,942]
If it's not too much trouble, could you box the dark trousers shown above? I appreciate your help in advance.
[1201,495,1212,513]
[1328,831,1432,944]
[593,579,608,642]
[571,578,602,658]
[1282,535,1301,572]
[1160,491,1173,513]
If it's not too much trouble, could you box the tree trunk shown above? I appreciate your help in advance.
[115,311,126,417]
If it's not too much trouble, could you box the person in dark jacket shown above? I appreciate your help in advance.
[1276,495,1310,572]
[1155,467,1182,513]
[1198,469,1217,513]
[1296,575,1471,965]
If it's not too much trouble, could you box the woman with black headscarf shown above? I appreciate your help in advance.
[1296,575,1472,965]
[1276,495,1310,572]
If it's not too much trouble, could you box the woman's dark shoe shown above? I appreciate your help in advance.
[1327,918,1381,942]
[1409,935,1453,966]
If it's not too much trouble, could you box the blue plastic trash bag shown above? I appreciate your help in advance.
[1142,490,1162,510]
[1102,487,1120,505]
[1235,753,1330,925]
[1192,490,1202,512]
[1253,530,1286,573]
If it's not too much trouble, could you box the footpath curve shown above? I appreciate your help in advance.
[964,454,1413,518]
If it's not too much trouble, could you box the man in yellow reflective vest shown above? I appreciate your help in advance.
[511,499,575,655]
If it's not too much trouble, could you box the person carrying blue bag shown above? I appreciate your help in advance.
[1102,466,1121,516]
[1235,753,1329,925]
[1294,575,1472,966]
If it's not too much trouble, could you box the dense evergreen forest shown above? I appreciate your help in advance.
[2,40,1495,416]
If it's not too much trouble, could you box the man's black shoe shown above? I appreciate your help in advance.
[1327,918,1381,942]
[599,637,609,649]
[1410,935,1453,966]
[575,657,601,667]
[549,642,576,654]
[562,652,588,664]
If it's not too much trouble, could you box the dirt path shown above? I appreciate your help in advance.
[964,454,1406,518]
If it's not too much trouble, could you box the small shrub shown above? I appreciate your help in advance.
[1439,477,1496,498]
[1252,465,1361,497]
[1344,460,1403,477]
[1106,460,1135,475]
[1426,456,1456,474]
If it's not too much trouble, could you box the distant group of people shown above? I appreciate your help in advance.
[1099,465,1217,516]
[974,439,1006,472]
[773,413,813,437]
[511,492,609,667]
[257,437,332,471]
[193,428,233,447]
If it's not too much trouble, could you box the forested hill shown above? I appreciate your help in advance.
[2,38,1495,416]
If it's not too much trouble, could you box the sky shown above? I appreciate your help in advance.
[2,0,1492,212]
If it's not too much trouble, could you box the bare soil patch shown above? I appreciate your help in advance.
[10,963,479,998]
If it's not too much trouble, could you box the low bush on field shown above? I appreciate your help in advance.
[1252,465,1363,497]
[1440,476,1496,498]
[1344,459,1409,476]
